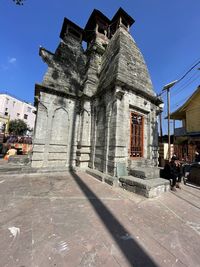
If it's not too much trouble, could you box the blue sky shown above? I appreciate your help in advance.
[1,0,200,133]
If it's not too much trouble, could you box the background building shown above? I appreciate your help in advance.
[0,92,36,133]
[171,85,200,162]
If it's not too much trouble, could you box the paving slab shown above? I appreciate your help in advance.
[0,171,200,267]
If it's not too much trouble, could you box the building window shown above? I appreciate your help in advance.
[13,101,16,107]
[5,108,8,111]
[17,113,20,117]
[4,112,8,116]
[5,98,9,104]
[27,107,31,113]
[130,112,144,158]
[24,114,28,120]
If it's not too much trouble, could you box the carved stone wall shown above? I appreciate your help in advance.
[32,92,79,168]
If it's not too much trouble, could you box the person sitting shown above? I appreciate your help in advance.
[163,161,171,180]
[4,145,17,160]
[169,156,182,191]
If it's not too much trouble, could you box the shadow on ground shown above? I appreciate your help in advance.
[70,170,158,267]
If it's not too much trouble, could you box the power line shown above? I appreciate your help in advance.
[171,89,200,113]
[172,71,198,95]
[172,72,200,97]
[176,60,200,84]
[171,95,189,109]
[158,57,200,96]
[173,57,200,81]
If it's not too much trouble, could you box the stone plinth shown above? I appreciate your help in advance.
[119,176,170,198]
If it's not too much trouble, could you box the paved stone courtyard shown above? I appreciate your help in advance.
[0,171,200,267]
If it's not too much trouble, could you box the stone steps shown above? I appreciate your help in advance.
[8,155,31,165]
[0,164,69,177]
[86,167,170,198]
[86,168,118,187]
[128,159,155,168]
[119,176,170,198]
[129,167,160,180]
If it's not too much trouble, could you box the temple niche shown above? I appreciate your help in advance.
[32,8,168,197]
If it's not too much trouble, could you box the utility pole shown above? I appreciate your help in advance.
[163,80,177,160]
[159,112,163,143]
[167,88,171,160]
[158,102,164,143]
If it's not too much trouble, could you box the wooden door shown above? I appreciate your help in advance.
[130,112,144,158]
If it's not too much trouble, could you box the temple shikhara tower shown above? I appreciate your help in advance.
[32,8,168,196]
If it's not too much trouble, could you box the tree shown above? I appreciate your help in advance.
[9,119,29,135]
[13,0,25,5]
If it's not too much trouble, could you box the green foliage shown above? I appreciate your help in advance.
[13,0,25,5]
[9,119,28,135]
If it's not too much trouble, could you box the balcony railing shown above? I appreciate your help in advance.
[174,127,186,136]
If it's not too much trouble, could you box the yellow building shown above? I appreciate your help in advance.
[171,86,200,161]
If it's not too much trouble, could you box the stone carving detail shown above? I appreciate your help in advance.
[50,107,69,143]
[94,105,106,172]
[35,102,48,140]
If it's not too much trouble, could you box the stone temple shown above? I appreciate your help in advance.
[32,8,169,196]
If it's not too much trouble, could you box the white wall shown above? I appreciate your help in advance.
[0,94,36,130]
